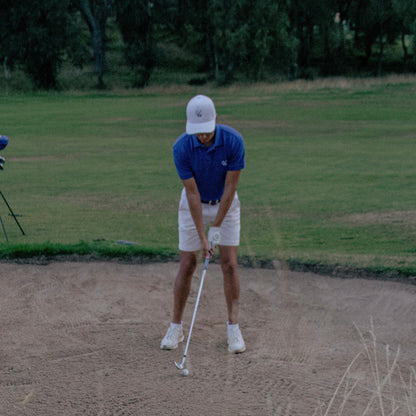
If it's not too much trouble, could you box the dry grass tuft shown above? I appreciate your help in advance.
[315,317,416,416]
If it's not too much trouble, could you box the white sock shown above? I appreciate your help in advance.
[227,322,239,331]
[170,322,182,329]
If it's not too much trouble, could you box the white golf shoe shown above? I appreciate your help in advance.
[227,324,246,353]
[160,325,184,350]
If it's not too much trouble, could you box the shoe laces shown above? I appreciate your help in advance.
[228,326,242,342]
[166,326,182,341]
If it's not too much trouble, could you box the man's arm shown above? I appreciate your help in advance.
[212,170,241,228]
[182,177,210,257]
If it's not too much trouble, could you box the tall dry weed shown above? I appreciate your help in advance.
[315,317,415,416]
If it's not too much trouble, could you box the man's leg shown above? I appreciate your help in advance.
[220,245,246,353]
[172,250,198,324]
[160,250,198,350]
[219,245,240,324]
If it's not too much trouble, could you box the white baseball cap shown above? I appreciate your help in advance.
[186,95,216,135]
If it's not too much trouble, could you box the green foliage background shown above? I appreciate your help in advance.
[1,0,416,90]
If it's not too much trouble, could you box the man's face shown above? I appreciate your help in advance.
[195,131,215,147]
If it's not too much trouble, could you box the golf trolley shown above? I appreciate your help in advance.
[0,136,25,241]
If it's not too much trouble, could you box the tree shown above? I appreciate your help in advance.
[392,0,416,71]
[0,0,77,89]
[2,0,416,90]
[288,0,323,77]
[116,0,154,87]
[228,0,294,81]
[317,0,351,75]
[372,0,398,75]
[349,0,399,75]
[71,0,115,88]
[333,0,354,67]
[177,0,296,84]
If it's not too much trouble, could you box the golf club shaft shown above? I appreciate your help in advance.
[176,257,210,368]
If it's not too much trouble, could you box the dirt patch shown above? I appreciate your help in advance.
[0,261,415,415]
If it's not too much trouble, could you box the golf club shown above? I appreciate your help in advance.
[175,256,210,372]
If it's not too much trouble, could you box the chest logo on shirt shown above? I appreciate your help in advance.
[221,160,228,166]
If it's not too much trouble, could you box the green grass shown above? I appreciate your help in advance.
[1,77,416,276]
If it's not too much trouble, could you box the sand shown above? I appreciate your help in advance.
[0,260,415,415]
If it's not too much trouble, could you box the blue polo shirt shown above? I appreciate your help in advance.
[173,124,245,201]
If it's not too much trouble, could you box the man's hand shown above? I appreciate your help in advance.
[201,236,211,260]
[208,226,221,250]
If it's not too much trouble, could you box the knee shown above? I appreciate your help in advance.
[221,257,238,276]
[179,252,197,277]
[182,262,197,277]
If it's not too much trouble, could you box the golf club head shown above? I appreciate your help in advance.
[174,361,184,370]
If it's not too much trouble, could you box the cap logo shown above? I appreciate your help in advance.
[196,108,203,117]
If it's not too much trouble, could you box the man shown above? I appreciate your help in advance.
[160,94,246,354]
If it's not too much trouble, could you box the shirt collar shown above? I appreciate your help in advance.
[191,125,223,150]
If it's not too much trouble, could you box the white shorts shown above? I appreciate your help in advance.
[178,188,241,252]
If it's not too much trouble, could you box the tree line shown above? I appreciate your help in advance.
[0,0,415,90]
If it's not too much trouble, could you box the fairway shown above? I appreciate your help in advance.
[0,76,416,275]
